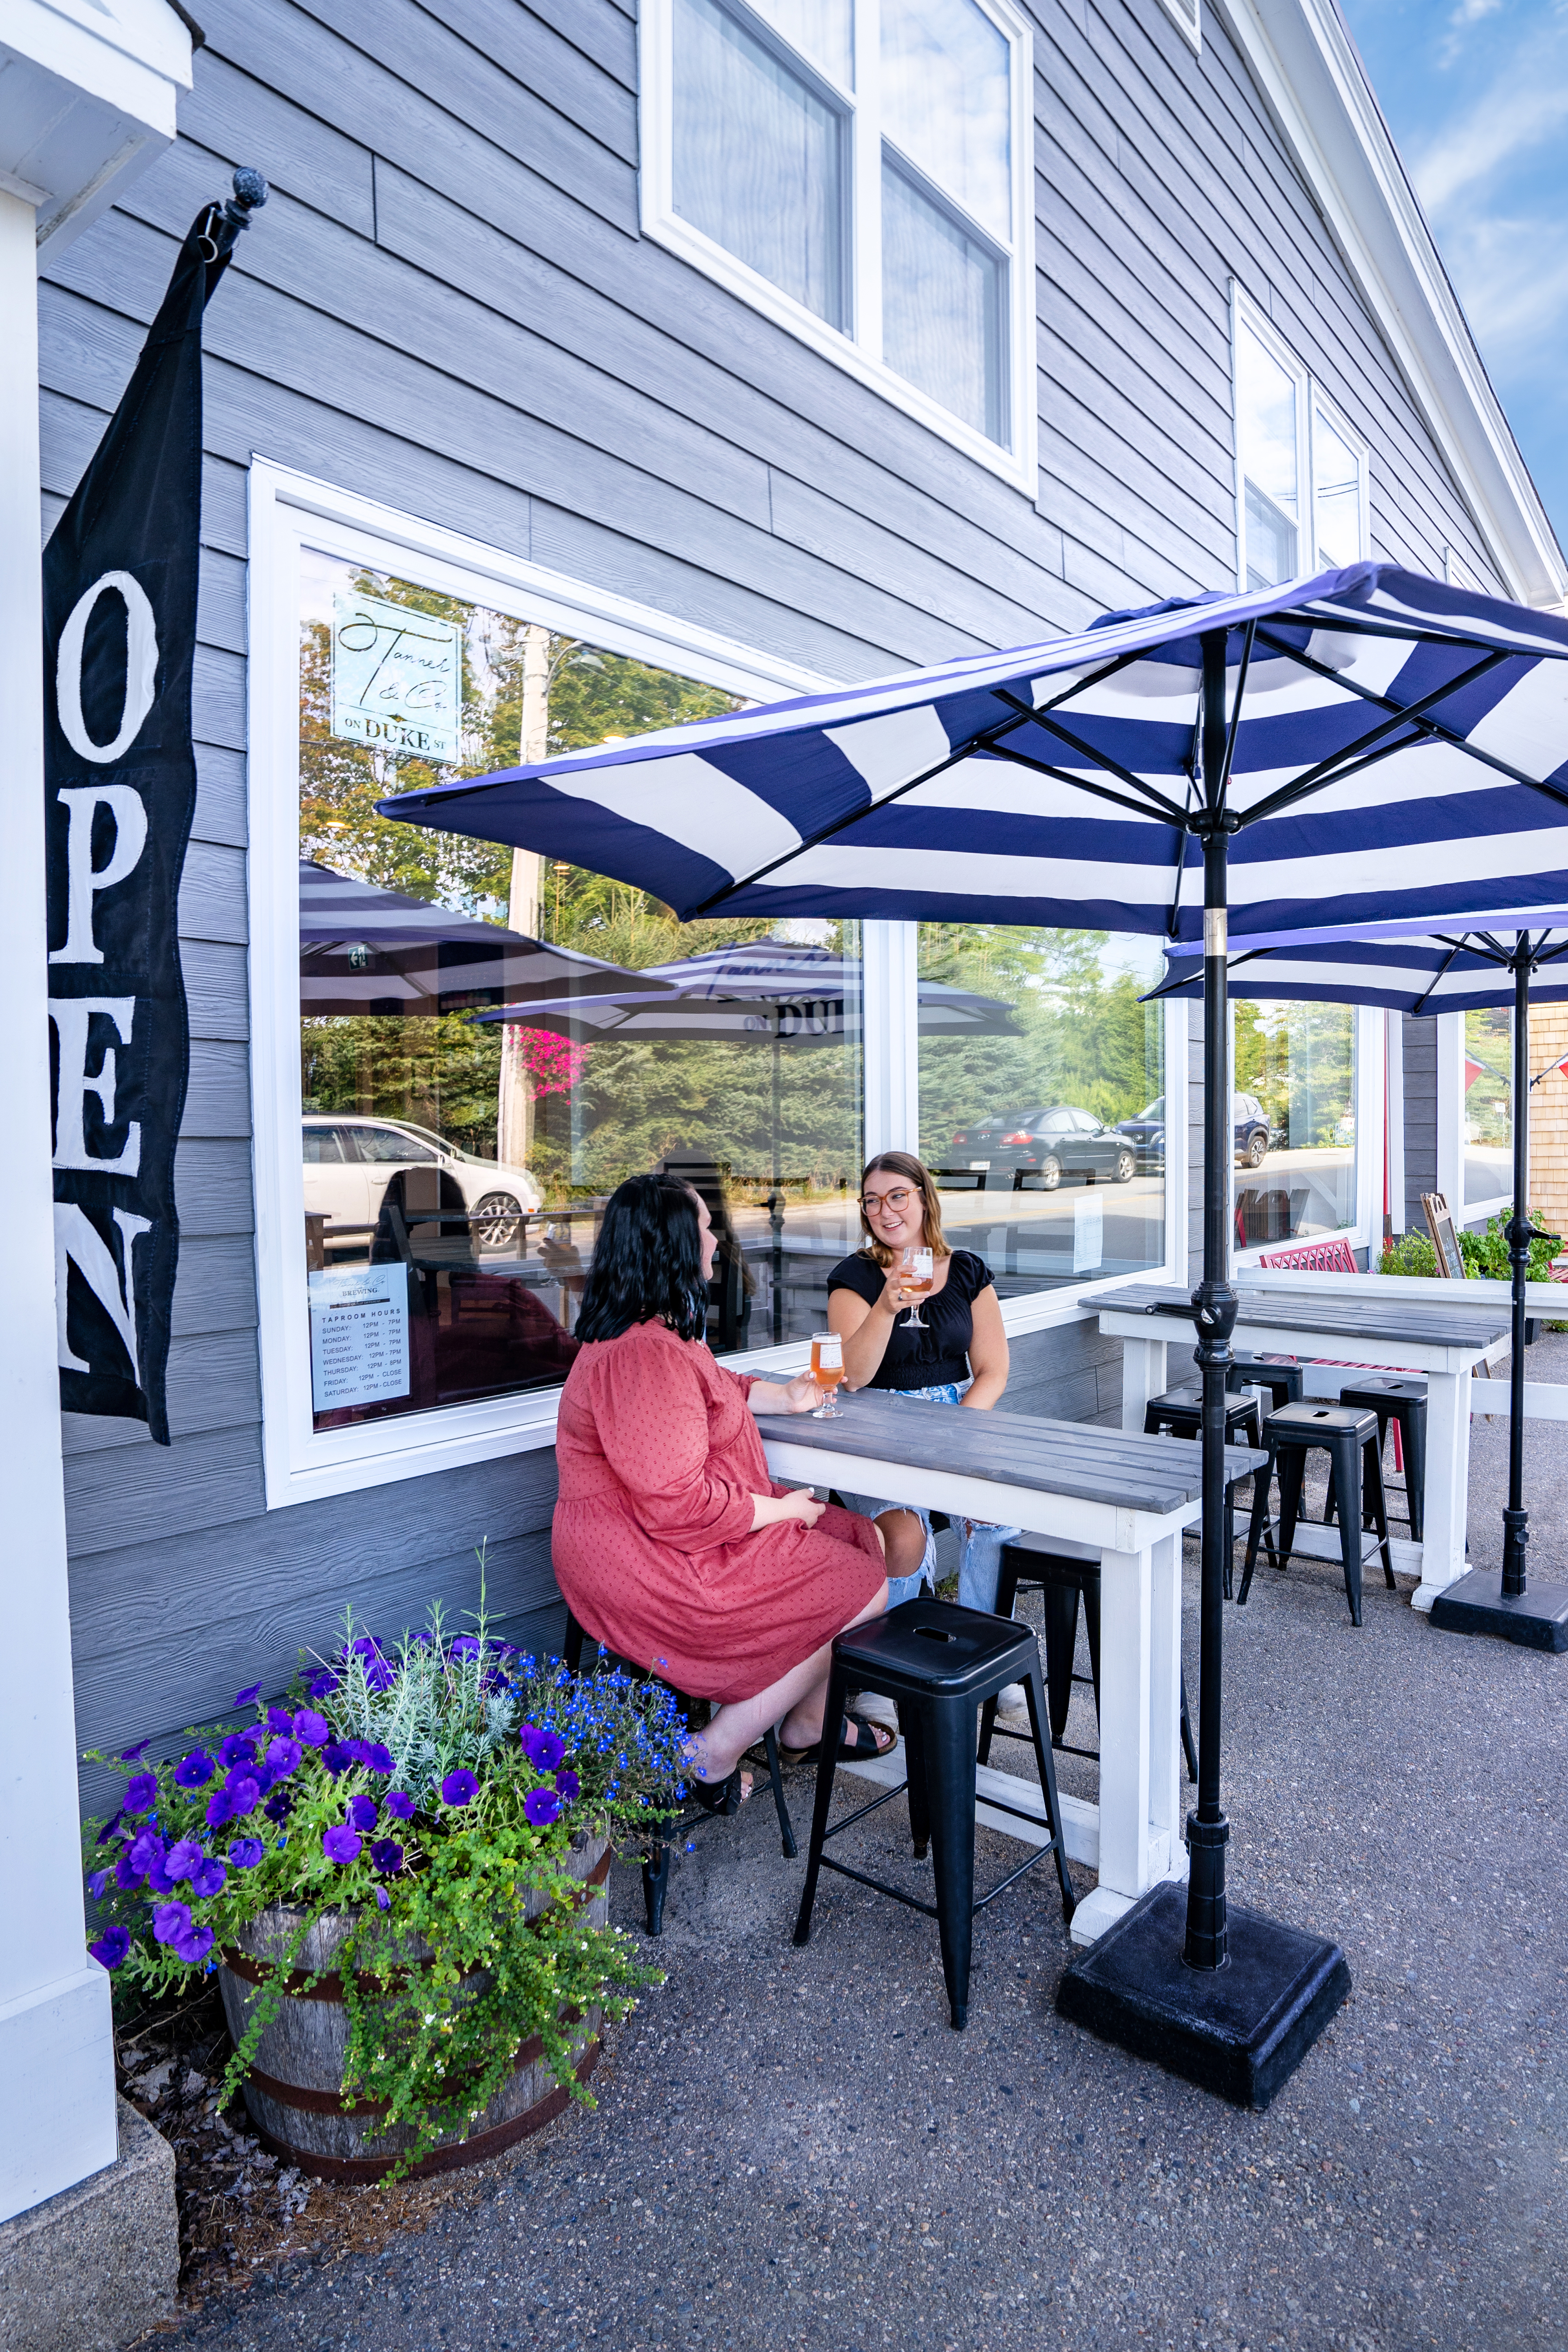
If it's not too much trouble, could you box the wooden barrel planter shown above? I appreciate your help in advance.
[217,1834,612,2182]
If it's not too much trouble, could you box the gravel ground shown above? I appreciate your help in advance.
[153,1369,1568,2352]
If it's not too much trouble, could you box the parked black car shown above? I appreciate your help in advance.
[1113,1092,1271,1169]
[949,1105,1137,1189]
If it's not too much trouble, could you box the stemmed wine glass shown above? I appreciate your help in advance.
[900,1247,934,1328]
[810,1331,845,1417]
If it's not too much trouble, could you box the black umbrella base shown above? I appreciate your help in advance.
[1429,1568,1568,1652]
[1056,1881,1350,2110]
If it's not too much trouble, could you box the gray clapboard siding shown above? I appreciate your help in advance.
[61,1327,261,1455]
[196,546,247,656]
[179,51,376,233]
[171,1139,255,1235]
[417,0,640,162]
[182,941,249,1042]
[193,744,247,852]
[1404,1015,1439,1227]
[201,454,250,561]
[180,1039,251,1140]
[193,643,245,751]
[179,841,247,946]
[170,1235,258,1339]
[63,1422,267,1559]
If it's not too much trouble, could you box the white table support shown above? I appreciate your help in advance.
[758,1405,1258,1946]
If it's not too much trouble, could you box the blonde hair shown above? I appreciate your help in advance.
[857,1151,952,1268]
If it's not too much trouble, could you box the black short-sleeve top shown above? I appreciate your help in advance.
[826,1249,995,1392]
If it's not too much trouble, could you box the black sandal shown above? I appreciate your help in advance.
[781,1711,897,1768]
[688,1765,749,1815]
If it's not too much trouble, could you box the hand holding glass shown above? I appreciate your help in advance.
[900,1248,934,1328]
[810,1332,845,1417]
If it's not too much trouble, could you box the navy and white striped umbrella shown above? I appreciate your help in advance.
[378,564,1568,943]
[1158,912,1568,1012]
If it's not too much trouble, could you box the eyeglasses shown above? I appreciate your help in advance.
[860,1187,915,1214]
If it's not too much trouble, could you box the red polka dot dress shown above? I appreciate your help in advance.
[552,1320,885,1702]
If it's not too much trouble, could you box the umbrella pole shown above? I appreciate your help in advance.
[1503,939,1532,1596]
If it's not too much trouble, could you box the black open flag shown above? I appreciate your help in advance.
[43,173,265,1444]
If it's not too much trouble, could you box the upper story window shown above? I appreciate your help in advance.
[644,0,1034,485]
[1232,295,1369,589]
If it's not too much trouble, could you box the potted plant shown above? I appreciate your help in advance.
[83,1605,687,2180]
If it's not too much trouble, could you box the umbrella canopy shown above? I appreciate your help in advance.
[475,936,1020,1043]
[378,564,1568,943]
[297,859,670,1016]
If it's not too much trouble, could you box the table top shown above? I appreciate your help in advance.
[1081,1279,1511,1352]
[753,1390,1265,1516]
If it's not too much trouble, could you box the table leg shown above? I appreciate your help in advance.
[1411,1366,1471,1612]
[1070,1539,1182,1945]
[1120,1334,1170,1433]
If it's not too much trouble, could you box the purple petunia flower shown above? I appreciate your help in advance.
[219,1733,257,1769]
[375,1886,390,1909]
[192,1857,228,1899]
[364,1658,397,1693]
[553,1768,581,1803]
[293,1708,329,1747]
[524,1786,561,1828]
[449,1634,482,1660]
[223,1774,261,1814]
[146,1857,177,1897]
[519,1724,566,1773]
[152,1900,192,1946]
[266,1705,294,1734]
[303,1668,341,1700]
[347,1793,378,1833]
[263,1787,294,1824]
[96,1809,125,1848]
[127,1828,164,1876]
[233,1683,263,1707]
[86,1869,109,1900]
[321,1742,354,1777]
[89,1926,132,1969]
[383,1790,416,1821]
[228,1838,265,1868]
[173,1749,215,1790]
[322,1824,361,1864]
[123,1771,159,1815]
[165,1839,205,1882]
[265,1736,302,1777]
[440,1769,479,1808]
[346,1634,383,1660]
[205,1789,237,1831]
[370,1838,405,1875]
[172,1923,215,1965]
[360,1742,395,1776]
[119,1740,151,1763]
[114,1852,144,1892]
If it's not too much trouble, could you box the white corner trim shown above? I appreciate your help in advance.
[1216,0,1567,608]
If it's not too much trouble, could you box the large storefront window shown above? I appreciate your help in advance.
[1464,1007,1513,1219]
[915,926,1166,1292]
[1232,1001,1357,1245]
[298,551,862,1432]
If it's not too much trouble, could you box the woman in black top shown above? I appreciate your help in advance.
[827,1151,1017,1614]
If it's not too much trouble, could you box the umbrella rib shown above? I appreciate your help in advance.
[982,733,1192,823]
[1254,627,1568,815]
[1219,620,1257,801]
[1288,609,1568,662]
[1412,936,1475,1013]
[1139,943,1274,1003]
[1236,649,1510,827]
[993,691,1192,822]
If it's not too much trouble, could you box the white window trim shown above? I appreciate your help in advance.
[249,460,1181,1508]
[1231,289,1371,591]
[1157,0,1201,52]
[1230,1002,1383,1270]
[638,0,1038,497]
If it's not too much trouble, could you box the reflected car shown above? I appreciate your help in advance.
[302,1116,542,1246]
[949,1105,1137,1189]
[1116,1093,1270,1169]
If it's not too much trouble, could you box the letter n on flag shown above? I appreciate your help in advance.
[43,206,250,1443]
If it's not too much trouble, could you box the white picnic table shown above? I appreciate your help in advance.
[755,1391,1265,1948]
[1082,1276,1512,1612]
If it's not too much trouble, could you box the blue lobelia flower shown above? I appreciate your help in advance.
[322,1824,361,1864]
[228,1838,265,1869]
[524,1786,561,1828]
[89,1926,132,1970]
[174,1750,215,1790]
[440,1769,479,1808]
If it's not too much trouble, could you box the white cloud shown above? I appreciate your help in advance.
[1415,65,1568,211]
[1437,213,1568,375]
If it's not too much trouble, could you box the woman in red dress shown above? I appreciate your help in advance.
[553,1174,892,1802]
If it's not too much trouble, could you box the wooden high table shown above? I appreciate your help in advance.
[1082,1279,1511,1611]
[754,1391,1265,1947]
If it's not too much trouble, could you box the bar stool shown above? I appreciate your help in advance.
[1143,1383,1267,1596]
[563,1610,795,1935]
[974,1540,1198,1784]
[792,1598,1075,2029]
[1226,1355,1305,1413]
[1334,1375,1428,1540]
[1239,1402,1394,1625]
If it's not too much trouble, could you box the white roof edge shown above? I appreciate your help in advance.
[1216,0,1568,610]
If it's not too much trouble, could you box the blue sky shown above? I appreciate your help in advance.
[1339,0,1568,556]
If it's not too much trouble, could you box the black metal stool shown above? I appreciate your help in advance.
[1334,1376,1428,1541]
[1239,1403,1394,1625]
[563,1610,795,1935]
[792,1599,1075,2029]
[1143,1384,1267,1597]
[1226,1355,1305,1412]
[975,1541,1198,1784]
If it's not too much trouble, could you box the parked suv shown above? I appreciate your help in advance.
[303,1117,542,1247]
[949,1105,1137,1189]
[1114,1093,1270,1169]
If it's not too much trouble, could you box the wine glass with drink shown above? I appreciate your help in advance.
[810,1331,845,1417]
[900,1247,934,1327]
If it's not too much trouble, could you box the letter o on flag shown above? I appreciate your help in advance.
[56,571,159,765]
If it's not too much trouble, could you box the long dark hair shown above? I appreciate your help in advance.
[576,1174,707,1343]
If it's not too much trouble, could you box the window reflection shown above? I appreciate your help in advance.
[1232,1001,1357,1245]
[1464,1007,1513,1217]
